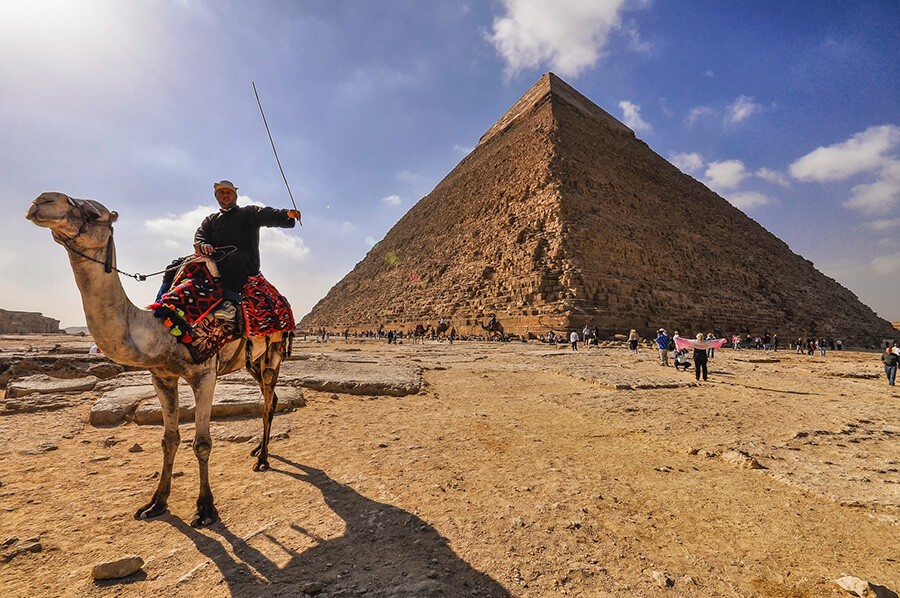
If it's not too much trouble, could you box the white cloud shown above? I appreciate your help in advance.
[260,228,310,260]
[341,221,356,233]
[669,152,704,173]
[381,194,402,207]
[755,167,791,187]
[843,159,900,214]
[618,100,651,132]
[623,24,652,54]
[725,191,773,211]
[871,252,900,275]
[703,70,715,78]
[145,205,217,242]
[725,95,762,124]
[704,160,748,192]
[686,106,714,126]
[453,144,475,155]
[488,0,633,77]
[789,125,900,182]
[865,218,900,231]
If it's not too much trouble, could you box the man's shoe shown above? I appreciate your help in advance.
[213,301,237,321]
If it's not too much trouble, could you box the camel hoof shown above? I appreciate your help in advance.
[190,505,218,528]
[252,460,269,472]
[134,501,167,520]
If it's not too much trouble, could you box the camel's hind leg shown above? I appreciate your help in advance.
[188,367,218,527]
[135,372,180,520]
[247,337,285,472]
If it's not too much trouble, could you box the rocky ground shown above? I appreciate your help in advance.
[0,333,898,597]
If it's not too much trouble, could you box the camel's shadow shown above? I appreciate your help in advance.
[164,456,510,597]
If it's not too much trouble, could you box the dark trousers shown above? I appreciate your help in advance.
[694,358,708,381]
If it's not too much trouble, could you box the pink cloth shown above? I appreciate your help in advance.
[674,337,728,351]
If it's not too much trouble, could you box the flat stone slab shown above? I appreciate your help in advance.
[5,374,98,398]
[90,385,159,426]
[131,384,304,425]
[279,358,422,396]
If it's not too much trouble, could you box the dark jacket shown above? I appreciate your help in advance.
[692,348,708,363]
[194,205,295,291]
[883,352,900,368]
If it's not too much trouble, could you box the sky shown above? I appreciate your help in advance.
[2,0,898,328]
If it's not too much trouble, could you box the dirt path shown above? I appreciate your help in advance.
[1,336,898,596]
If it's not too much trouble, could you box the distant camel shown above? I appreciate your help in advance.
[480,319,504,340]
[413,323,430,344]
[434,320,450,339]
[27,192,291,527]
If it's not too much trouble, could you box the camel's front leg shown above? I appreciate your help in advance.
[189,368,218,527]
[135,373,180,520]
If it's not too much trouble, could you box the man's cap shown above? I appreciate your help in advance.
[658,328,665,333]
[214,180,238,192]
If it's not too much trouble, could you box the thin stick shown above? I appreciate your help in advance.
[252,81,301,224]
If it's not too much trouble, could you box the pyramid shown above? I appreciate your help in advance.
[301,73,896,344]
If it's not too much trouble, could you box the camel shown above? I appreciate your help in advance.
[26,192,290,527]
[434,320,450,340]
[480,318,504,340]
[412,323,431,344]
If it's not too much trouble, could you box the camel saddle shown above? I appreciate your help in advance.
[148,257,295,364]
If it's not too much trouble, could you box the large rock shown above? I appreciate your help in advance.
[131,384,304,425]
[5,374,98,398]
[279,357,422,396]
[91,555,144,580]
[90,385,158,426]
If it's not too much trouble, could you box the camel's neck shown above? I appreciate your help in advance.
[66,239,168,366]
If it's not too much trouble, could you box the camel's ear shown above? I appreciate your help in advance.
[80,199,117,223]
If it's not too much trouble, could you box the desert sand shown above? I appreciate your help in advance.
[0,333,898,597]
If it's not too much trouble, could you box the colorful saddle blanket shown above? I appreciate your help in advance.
[149,260,294,364]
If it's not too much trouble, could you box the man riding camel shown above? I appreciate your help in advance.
[194,180,300,320]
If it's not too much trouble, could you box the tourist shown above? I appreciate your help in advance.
[705,333,716,358]
[836,339,843,351]
[796,337,804,354]
[693,333,709,381]
[772,334,779,351]
[570,330,579,351]
[194,180,301,320]
[628,329,639,354]
[882,347,898,386]
[655,328,670,366]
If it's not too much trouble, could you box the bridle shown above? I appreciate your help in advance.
[52,196,124,276]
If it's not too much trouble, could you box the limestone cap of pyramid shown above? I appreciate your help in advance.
[478,72,633,147]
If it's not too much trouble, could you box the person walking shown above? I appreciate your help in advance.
[883,347,899,386]
[655,328,670,366]
[570,330,579,351]
[627,329,639,354]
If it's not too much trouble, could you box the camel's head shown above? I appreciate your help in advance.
[26,192,118,251]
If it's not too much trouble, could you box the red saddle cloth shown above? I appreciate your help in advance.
[241,273,295,336]
[149,261,294,364]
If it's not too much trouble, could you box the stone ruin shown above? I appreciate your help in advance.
[0,308,60,334]
[300,73,896,345]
